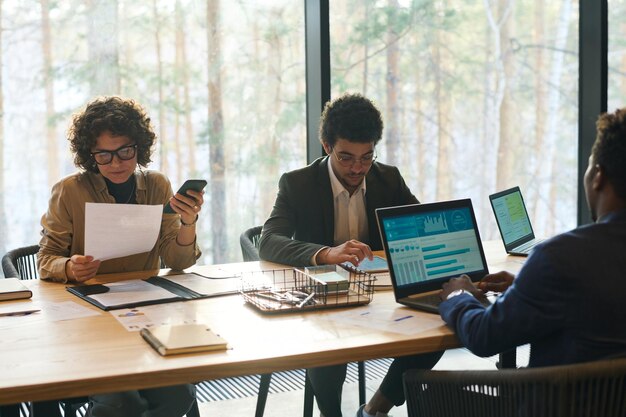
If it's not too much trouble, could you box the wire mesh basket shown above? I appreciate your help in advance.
[240,265,375,313]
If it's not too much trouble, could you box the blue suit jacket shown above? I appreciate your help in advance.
[259,156,417,266]
[440,210,626,367]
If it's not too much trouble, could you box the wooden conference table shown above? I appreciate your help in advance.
[0,241,524,406]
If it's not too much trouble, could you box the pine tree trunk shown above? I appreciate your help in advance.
[0,0,6,256]
[87,0,119,95]
[41,0,58,188]
[207,0,227,263]
[385,0,400,166]
[152,0,167,174]
[176,0,196,176]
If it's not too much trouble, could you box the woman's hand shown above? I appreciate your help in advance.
[168,190,205,226]
[66,255,101,282]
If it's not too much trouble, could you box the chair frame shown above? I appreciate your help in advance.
[404,357,626,417]
[2,244,40,280]
[240,225,263,262]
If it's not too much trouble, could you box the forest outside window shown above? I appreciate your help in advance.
[330,0,580,240]
[0,1,306,264]
[608,0,626,112]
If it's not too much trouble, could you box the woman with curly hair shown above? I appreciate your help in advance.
[37,96,200,417]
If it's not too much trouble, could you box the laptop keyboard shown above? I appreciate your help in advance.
[407,291,492,310]
[515,238,545,254]
[415,292,444,309]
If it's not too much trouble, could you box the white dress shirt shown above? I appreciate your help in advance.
[327,161,369,245]
[310,163,370,265]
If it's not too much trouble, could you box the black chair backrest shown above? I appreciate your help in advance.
[239,226,262,261]
[2,245,40,280]
[403,357,626,417]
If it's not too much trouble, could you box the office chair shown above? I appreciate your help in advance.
[239,226,367,417]
[2,245,40,280]
[240,225,263,261]
[403,357,626,417]
[1,245,201,417]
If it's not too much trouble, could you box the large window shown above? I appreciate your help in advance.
[330,0,579,240]
[0,1,306,264]
[609,0,626,111]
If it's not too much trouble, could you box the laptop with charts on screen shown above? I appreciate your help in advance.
[375,199,490,313]
[489,186,544,256]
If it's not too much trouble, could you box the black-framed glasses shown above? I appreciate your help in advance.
[331,149,377,167]
[91,144,137,165]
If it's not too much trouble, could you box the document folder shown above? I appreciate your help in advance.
[67,273,240,311]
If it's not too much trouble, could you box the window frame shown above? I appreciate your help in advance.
[304,0,608,226]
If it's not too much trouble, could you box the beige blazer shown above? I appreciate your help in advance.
[38,170,201,282]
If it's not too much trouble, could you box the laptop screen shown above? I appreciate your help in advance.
[489,186,535,247]
[376,199,489,297]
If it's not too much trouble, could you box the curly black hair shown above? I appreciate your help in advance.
[69,96,156,172]
[319,93,383,147]
[593,108,626,199]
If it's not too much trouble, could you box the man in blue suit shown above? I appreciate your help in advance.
[260,93,442,417]
[439,107,626,367]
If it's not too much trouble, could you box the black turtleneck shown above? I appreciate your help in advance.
[104,176,137,204]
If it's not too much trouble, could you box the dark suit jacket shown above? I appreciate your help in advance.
[440,209,626,367]
[259,156,418,266]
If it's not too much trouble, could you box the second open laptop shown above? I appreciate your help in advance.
[489,186,544,256]
[375,199,490,314]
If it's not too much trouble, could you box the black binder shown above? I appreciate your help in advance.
[67,273,239,311]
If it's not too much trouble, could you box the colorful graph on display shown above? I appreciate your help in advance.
[383,207,483,286]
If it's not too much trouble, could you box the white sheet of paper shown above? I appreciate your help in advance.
[43,301,102,322]
[328,306,444,335]
[111,304,201,332]
[84,203,162,261]
[88,280,178,307]
[161,273,241,296]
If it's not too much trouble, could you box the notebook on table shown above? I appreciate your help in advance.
[489,186,544,256]
[0,278,32,301]
[375,199,491,314]
[140,324,227,356]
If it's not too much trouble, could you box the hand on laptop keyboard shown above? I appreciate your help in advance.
[440,274,485,301]
[477,271,515,293]
[440,274,509,307]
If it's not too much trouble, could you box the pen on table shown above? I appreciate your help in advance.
[297,292,316,308]
[0,309,41,317]
[394,315,413,322]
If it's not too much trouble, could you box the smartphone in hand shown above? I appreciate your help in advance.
[164,179,207,214]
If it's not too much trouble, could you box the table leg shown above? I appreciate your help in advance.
[255,373,272,417]
[303,370,314,417]
[357,361,366,405]
[497,348,517,369]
